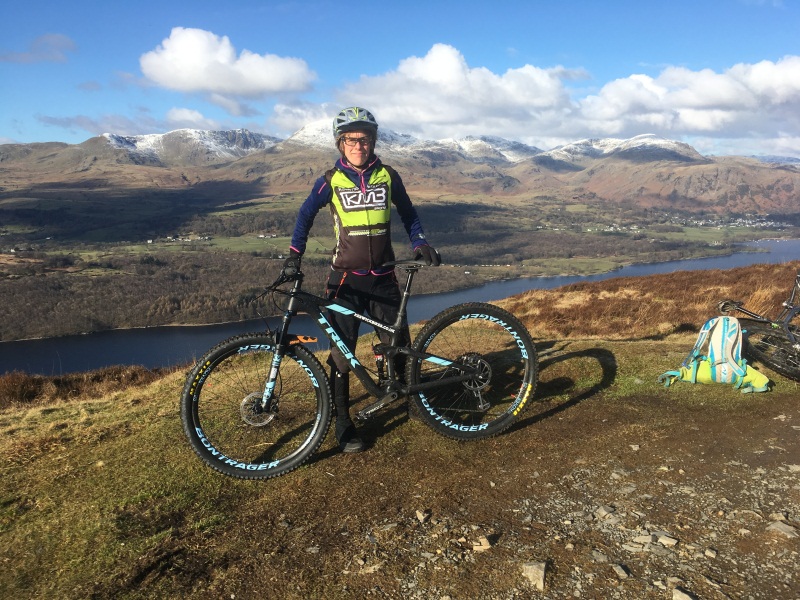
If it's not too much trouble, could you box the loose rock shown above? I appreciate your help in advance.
[521,561,547,591]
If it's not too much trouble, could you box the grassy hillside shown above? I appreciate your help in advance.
[1,262,799,599]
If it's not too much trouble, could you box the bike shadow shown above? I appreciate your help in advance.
[305,341,618,463]
[508,340,617,433]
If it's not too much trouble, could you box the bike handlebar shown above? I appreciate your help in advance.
[271,259,432,289]
[382,258,431,269]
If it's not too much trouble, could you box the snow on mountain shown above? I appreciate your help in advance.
[281,121,538,163]
[541,134,705,164]
[103,128,281,165]
[97,124,711,169]
[281,119,331,149]
[612,134,705,161]
[283,119,418,151]
[449,136,542,163]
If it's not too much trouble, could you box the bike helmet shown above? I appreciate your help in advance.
[333,106,379,139]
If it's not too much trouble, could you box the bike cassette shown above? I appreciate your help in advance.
[459,353,492,391]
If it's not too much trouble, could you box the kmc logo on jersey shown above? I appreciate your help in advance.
[337,185,388,211]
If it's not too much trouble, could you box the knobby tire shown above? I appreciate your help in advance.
[180,333,332,480]
[406,302,538,440]
[740,319,800,382]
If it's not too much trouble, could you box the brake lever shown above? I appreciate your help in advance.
[268,269,301,291]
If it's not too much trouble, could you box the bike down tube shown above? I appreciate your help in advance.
[314,303,388,399]
[314,284,479,399]
[322,266,480,398]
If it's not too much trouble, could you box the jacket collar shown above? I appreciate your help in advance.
[336,155,381,182]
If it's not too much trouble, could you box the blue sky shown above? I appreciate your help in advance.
[2,0,799,156]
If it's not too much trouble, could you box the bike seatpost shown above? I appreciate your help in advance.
[391,267,416,330]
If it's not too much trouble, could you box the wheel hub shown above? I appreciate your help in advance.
[240,392,276,426]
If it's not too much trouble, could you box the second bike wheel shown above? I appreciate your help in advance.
[407,302,538,441]
[740,319,800,382]
[180,333,332,480]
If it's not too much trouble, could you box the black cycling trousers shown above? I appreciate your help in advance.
[325,270,411,373]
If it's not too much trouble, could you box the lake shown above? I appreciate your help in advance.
[2,238,798,376]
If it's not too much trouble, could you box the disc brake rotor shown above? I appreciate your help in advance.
[240,392,277,426]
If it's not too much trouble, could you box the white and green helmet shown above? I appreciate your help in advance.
[333,106,379,139]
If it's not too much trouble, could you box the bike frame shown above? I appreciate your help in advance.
[732,270,800,350]
[265,265,481,420]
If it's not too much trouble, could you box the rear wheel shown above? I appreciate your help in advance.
[406,302,537,440]
[740,319,800,381]
[180,333,331,480]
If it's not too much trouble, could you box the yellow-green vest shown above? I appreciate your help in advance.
[327,166,396,271]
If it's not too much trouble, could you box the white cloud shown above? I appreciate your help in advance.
[207,94,259,118]
[729,55,800,103]
[28,38,800,157]
[577,55,800,143]
[140,27,316,113]
[324,45,800,155]
[269,102,333,136]
[165,108,219,130]
[37,113,160,137]
[336,44,582,140]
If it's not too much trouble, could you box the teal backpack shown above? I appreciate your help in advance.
[659,316,770,393]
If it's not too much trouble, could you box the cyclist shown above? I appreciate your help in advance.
[283,106,441,453]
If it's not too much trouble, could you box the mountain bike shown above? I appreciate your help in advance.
[718,268,800,381]
[180,260,538,480]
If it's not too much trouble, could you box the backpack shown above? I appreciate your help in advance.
[659,316,770,393]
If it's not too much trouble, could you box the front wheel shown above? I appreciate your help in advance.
[740,319,800,381]
[407,302,538,440]
[180,333,332,480]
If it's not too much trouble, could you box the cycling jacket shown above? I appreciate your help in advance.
[289,156,428,272]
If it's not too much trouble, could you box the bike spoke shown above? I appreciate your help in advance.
[407,303,537,440]
[741,320,800,382]
[180,334,331,480]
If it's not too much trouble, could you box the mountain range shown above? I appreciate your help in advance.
[2,121,800,215]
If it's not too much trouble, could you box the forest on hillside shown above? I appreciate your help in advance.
[0,229,752,342]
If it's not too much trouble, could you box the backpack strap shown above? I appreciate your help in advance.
[707,317,747,379]
[681,318,714,368]
[658,370,681,387]
[382,163,399,180]
[689,359,701,383]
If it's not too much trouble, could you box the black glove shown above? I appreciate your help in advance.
[414,244,441,266]
[282,250,301,276]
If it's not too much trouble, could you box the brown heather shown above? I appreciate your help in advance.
[501,260,799,341]
[0,365,171,410]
